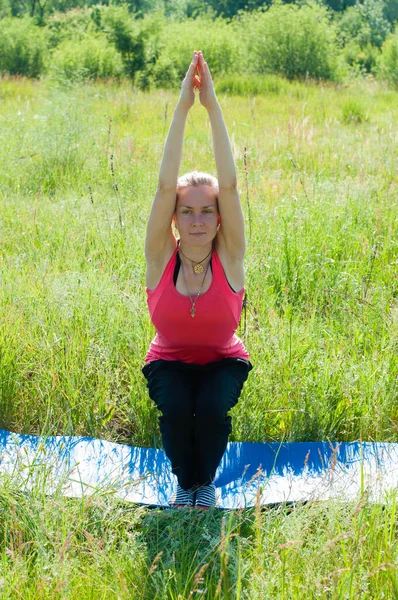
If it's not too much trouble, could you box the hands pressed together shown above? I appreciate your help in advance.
[179,50,218,113]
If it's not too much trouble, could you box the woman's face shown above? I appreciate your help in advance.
[174,185,219,245]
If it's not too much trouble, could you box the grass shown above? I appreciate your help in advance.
[0,76,397,597]
[0,478,396,598]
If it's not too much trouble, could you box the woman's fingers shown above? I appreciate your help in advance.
[182,51,211,93]
[197,51,212,85]
[197,52,205,77]
[187,52,199,75]
[203,59,211,78]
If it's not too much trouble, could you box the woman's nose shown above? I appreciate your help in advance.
[192,214,204,225]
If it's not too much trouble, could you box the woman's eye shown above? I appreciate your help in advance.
[181,210,213,214]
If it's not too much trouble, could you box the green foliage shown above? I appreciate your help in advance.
[240,2,339,80]
[1,79,397,443]
[383,0,398,24]
[46,7,97,48]
[356,0,392,47]
[336,5,372,47]
[48,4,147,79]
[377,28,398,87]
[343,41,380,73]
[48,0,101,14]
[50,34,124,81]
[335,1,388,72]
[148,14,241,83]
[341,98,368,122]
[99,5,146,77]
[323,0,356,9]
[0,487,397,598]
[0,1,394,84]
[202,0,269,18]
[5,0,161,20]
[0,485,148,597]
[131,11,242,87]
[8,0,52,22]
[215,74,287,95]
[150,54,179,88]
[0,64,398,600]
[103,0,161,15]
[0,0,11,17]
[0,17,48,77]
[0,333,19,429]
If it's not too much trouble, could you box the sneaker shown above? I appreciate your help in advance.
[169,484,195,508]
[194,484,216,510]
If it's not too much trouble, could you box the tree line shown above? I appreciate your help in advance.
[0,0,397,87]
[1,0,397,24]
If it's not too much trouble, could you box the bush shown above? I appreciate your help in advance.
[99,5,146,78]
[0,17,49,77]
[377,29,398,88]
[343,41,380,74]
[48,5,147,79]
[335,2,387,74]
[384,0,398,24]
[336,6,372,48]
[0,0,11,18]
[46,8,97,48]
[150,55,180,88]
[336,1,391,50]
[341,99,368,123]
[149,14,242,83]
[357,0,391,48]
[240,2,340,81]
[50,35,124,82]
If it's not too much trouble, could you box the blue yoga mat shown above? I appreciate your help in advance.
[0,430,397,508]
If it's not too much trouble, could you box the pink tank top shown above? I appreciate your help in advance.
[145,244,249,365]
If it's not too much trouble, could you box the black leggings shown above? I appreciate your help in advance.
[142,358,252,489]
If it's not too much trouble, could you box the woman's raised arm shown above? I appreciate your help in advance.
[145,52,200,263]
[197,52,246,261]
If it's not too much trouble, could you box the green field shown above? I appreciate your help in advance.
[0,77,397,597]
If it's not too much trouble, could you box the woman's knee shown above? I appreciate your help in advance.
[160,398,193,421]
[195,401,233,424]
[195,410,233,436]
[144,365,193,417]
[195,378,242,419]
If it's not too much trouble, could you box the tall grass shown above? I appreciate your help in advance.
[0,77,397,597]
[1,79,397,443]
[0,474,396,598]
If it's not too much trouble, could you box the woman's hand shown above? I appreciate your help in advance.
[197,51,218,111]
[178,52,201,113]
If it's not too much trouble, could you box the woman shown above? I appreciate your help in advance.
[142,51,252,509]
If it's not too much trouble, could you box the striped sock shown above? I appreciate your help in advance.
[169,484,195,508]
[194,484,216,509]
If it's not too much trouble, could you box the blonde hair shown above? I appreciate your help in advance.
[176,171,218,200]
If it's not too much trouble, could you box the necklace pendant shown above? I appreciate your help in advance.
[193,263,204,274]
[190,307,196,317]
